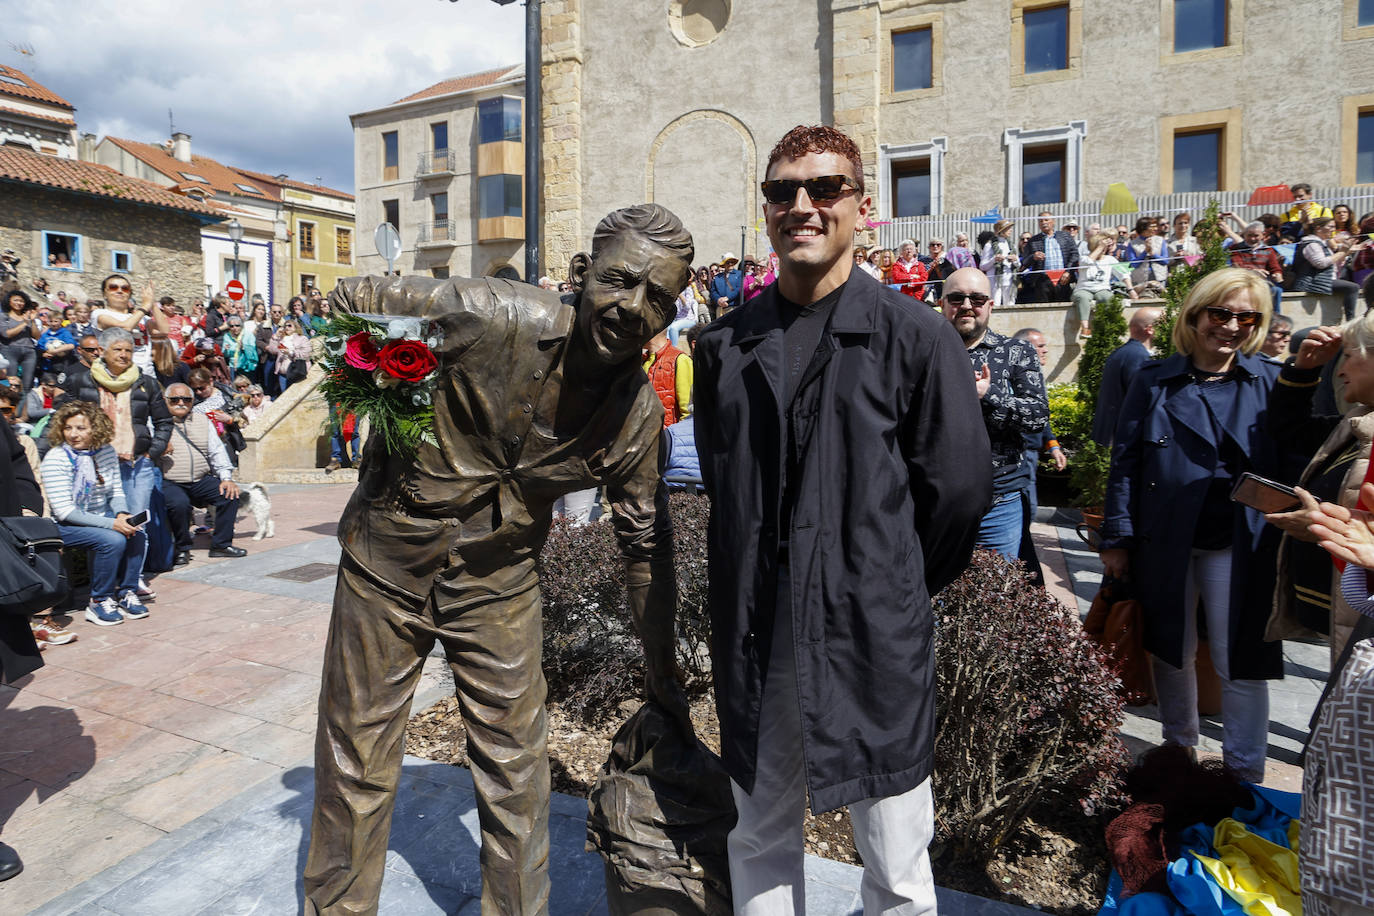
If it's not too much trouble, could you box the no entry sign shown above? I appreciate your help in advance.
[225,279,245,301]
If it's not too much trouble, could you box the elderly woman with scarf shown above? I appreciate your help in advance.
[58,327,172,585]
[39,400,147,625]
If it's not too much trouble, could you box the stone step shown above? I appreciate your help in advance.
[261,466,359,484]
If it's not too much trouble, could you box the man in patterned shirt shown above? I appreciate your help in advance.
[941,267,1049,558]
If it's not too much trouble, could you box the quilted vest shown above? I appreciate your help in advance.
[646,343,684,427]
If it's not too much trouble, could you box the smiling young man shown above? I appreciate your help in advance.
[304,204,693,916]
[694,125,991,914]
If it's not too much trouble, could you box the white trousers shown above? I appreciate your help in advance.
[1150,547,1270,781]
[727,573,937,916]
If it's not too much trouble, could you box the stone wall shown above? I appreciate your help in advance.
[236,363,334,482]
[567,1,826,267]
[0,183,206,304]
[540,0,584,279]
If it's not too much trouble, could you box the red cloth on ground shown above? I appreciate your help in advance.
[1106,802,1170,898]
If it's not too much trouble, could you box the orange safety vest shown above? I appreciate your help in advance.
[646,343,684,427]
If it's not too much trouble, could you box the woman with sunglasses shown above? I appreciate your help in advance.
[90,275,168,374]
[1265,311,1374,676]
[1100,268,1287,782]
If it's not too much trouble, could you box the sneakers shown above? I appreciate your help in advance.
[30,617,77,645]
[85,597,125,626]
[119,591,150,619]
[135,577,157,601]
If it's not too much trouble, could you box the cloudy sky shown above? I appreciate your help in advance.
[7,0,527,193]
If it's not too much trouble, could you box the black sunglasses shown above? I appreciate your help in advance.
[166,396,193,404]
[80,346,101,353]
[944,292,991,306]
[760,174,859,205]
[1204,306,1262,327]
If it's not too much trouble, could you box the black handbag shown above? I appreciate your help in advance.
[0,516,67,616]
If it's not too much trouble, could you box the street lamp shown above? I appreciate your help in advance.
[445,0,541,283]
[226,218,244,283]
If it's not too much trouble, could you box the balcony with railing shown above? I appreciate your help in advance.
[417,149,457,178]
[416,219,457,247]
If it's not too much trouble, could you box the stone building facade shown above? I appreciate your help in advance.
[350,66,528,281]
[0,146,220,305]
[538,0,1374,272]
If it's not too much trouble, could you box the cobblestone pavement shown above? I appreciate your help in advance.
[0,488,1322,914]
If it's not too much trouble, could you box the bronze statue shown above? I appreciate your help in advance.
[303,204,693,915]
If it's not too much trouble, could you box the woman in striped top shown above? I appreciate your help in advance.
[39,401,148,626]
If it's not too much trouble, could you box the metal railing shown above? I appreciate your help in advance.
[416,219,456,244]
[876,184,1374,250]
[416,149,457,176]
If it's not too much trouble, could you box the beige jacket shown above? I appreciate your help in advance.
[1267,404,1374,665]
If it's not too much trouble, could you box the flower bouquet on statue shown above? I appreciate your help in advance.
[317,314,443,452]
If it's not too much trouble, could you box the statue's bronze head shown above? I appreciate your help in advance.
[568,204,694,367]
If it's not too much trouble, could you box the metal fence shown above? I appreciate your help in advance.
[876,185,1374,250]
[415,219,456,244]
[415,149,457,176]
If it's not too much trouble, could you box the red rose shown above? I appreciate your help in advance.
[344,331,380,371]
[377,339,438,382]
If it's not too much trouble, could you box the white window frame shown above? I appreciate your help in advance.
[1003,121,1086,206]
[878,137,947,219]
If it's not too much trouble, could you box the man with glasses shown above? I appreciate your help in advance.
[159,383,243,563]
[695,124,990,914]
[74,335,100,370]
[1227,221,1286,317]
[941,266,1048,559]
[1260,314,1294,362]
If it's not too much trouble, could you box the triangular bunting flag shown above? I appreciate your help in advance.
[1112,262,1134,277]
[1102,183,1137,216]
[969,207,1002,224]
[1182,254,1203,267]
[1045,269,1066,284]
[1247,185,1295,207]
[1274,243,1296,265]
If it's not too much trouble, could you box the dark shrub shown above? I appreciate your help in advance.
[932,549,1130,863]
[537,491,713,723]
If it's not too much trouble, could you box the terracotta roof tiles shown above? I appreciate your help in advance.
[0,65,74,110]
[233,168,354,201]
[103,136,274,199]
[0,145,222,217]
[0,105,76,128]
[391,65,520,105]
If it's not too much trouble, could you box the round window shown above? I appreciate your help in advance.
[669,0,730,48]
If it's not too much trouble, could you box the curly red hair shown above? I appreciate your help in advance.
[766,125,865,194]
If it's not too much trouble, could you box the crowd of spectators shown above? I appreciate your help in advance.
[0,270,325,648]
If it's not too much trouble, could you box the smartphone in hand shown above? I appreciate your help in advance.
[1230,472,1301,514]
[125,509,151,528]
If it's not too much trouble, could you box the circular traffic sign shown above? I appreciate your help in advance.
[374,222,402,262]
[225,279,245,301]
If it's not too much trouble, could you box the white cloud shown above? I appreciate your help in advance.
[7,0,526,192]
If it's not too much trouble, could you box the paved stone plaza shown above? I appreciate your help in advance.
[0,485,1325,914]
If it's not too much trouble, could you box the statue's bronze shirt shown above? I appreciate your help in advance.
[333,276,667,608]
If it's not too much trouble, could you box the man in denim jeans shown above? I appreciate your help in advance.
[941,267,1049,558]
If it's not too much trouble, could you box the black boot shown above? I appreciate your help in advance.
[0,841,22,881]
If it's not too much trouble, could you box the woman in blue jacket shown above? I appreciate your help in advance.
[1101,268,1286,782]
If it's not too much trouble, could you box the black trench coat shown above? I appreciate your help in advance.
[694,270,992,813]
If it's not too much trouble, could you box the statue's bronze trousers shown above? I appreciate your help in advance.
[303,556,551,915]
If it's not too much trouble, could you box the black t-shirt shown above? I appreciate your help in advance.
[777,281,844,406]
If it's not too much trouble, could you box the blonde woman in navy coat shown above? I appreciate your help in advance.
[1101,268,1286,782]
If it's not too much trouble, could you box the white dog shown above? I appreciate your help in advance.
[238,482,275,540]
[203,482,274,540]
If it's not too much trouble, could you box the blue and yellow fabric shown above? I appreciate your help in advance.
[1099,786,1303,916]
